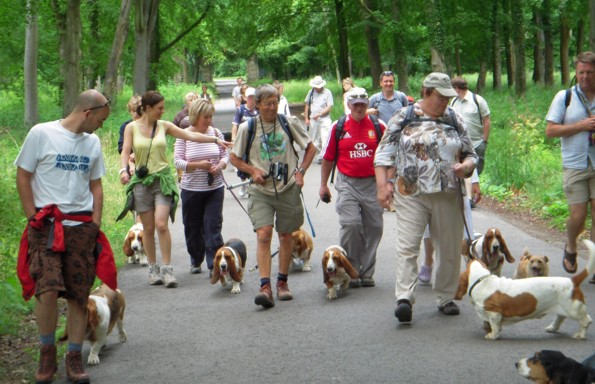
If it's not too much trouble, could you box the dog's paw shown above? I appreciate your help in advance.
[484,332,500,340]
[327,289,338,300]
[140,257,148,266]
[87,353,100,365]
[119,331,127,343]
[572,331,587,340]
[545,324,559,333]
[231,285,241,294]
[127,257,135,264]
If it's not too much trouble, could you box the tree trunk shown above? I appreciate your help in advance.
[430,47,445,73]
[503,0,515,87]
[62,0,82,116]
[24,0,39,130]
[391,0,409,93]
[560,11,571,86]
[104,0,132,100]
[532,8,544,83]
[476,61,487,93]
[147,12,159,91]
[590,0,595,51]
[543,0,554,86]
[133,0,158,95]
[511,0,526,97]
[454,43,462,75]
[363,0,381,84]
[577,17,585,54]
[334,0,350,80]
[86,0,99,89]
[492,0,502,90]
[247,55,259,83]
[427,0,447,73]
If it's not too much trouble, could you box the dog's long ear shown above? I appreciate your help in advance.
[322,254,330,284]
[210,259,220,285]
[481,235,490,260]
[228,254,242,282]
[340,254,360,279]
[498,233,515,263]
[122,234,134,256]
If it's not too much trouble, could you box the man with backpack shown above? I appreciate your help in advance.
[319,87,386,288]
[545,51,595,284]
[230,84,316,308]
[367,70,409,124]
[450,77,491,176]
[232,87,259,197]
[304,76,334,163]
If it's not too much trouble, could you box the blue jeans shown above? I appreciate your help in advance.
[181,187,224,270]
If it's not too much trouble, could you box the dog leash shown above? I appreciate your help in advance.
[221,174,250,216]
[458,178,474,250]
[248,249,279,272]
[300,191,316,238]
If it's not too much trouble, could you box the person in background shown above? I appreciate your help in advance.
[173,91,199,129]
[320,87,386,288]
[232,77,244,107]
[239,84,249,105]
[341,77,356,115]
[304,75,333,164]
[199,83,213,104]
[273,81,291,116]
[375,72,477,323]
[119,91,231,288]
[15,89,113,384]
[232,87,259,197]
[545,51,595,284]
[174,99,228,276]
[230,84,316,308]
[118,95,143,178]
[367,71,409,124]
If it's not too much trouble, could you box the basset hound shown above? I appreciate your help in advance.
[516,350,595,384]
[514,249,549,279]
[291,229,313,272]
[210,238,247,294]
[60,284,127,365]
[322,245,359,300]
[122,223,148,266]
[462,228,514,276]
[454,239,595,341]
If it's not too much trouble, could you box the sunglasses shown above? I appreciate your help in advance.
[349,93,368,99]
[86,97,111,112]
[383,71,394,76]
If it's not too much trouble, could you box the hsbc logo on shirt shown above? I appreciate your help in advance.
[349,142,374,158]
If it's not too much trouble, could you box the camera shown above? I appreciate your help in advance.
[207,173,214,186]
[269,162,288,184]
[136,166,149,178]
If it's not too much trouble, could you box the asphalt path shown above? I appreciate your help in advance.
[58,91,595,383]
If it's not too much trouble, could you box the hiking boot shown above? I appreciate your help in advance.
[162,266,178,288]
[394,300,412,323]
[418,264,432,285]
[438,301,460,316]
[276,280,293,301]
[361,277,375,287]
[65,351,90,384]
[35,344,57,384]
[148,264,163,285]
[254,284,275,308]
[190,265,201,274]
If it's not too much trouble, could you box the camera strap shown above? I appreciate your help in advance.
[141,121,157,170]
[260,116,280,200]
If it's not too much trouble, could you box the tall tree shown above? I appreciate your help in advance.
[362,0,382,85]
[133,0,159,95]
[532,7,544,83]
[542,0,554,86]
[492,0,502,90]
[590,0,595,51]
[51,0,82,115]
[426,0,446,72]
[24,0,39,130]
[502,0,515,87]
[391,1,409,93]
[334,0,350,80]
[560,6,571,85]
[104,0,133,99]
[511,0,526,96]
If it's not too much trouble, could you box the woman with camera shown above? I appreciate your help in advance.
[174,99,228,277]
[119,91,231,288]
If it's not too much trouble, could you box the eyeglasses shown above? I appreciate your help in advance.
[383,71,393,76]
[261,101,279,108]
[86,97,111,112]
[349,93,368,99]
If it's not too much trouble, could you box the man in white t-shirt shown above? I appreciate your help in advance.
[232,77,244,107]
[304,76,334,163]
[15,89,111,383]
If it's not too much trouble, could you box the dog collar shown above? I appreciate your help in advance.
[468,275,490,298]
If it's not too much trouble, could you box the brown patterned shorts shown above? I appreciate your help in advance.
[28,221,99,307]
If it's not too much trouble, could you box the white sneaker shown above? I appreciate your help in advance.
[238,184,248,198]
[162,266,178,288]
[149,264,163,285]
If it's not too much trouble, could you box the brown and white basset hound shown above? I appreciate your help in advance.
[514,249,549,279]
[454,239,595,341]
[210,238,247,294]
[122,223,148,266]
[322,245,359,300]
[60,284,127,365]
[462,228,514,276]
[291,228,314,272]
[516,350,595,384]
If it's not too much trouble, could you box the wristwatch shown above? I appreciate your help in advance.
[297,167,306,175]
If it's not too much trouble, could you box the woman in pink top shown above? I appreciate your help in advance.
[174,99,229,276]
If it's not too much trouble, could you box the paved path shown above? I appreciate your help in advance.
[56,97,595,383]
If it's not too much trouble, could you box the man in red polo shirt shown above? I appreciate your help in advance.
[319,87,386,288]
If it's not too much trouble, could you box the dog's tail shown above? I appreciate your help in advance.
[573,239,595,286]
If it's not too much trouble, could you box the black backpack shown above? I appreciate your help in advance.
[330,114,383,184]
[236,114,298,179]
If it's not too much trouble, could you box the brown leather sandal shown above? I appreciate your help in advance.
[562,246,578,274]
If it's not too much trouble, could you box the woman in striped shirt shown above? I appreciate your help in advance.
[174,99,229,276]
